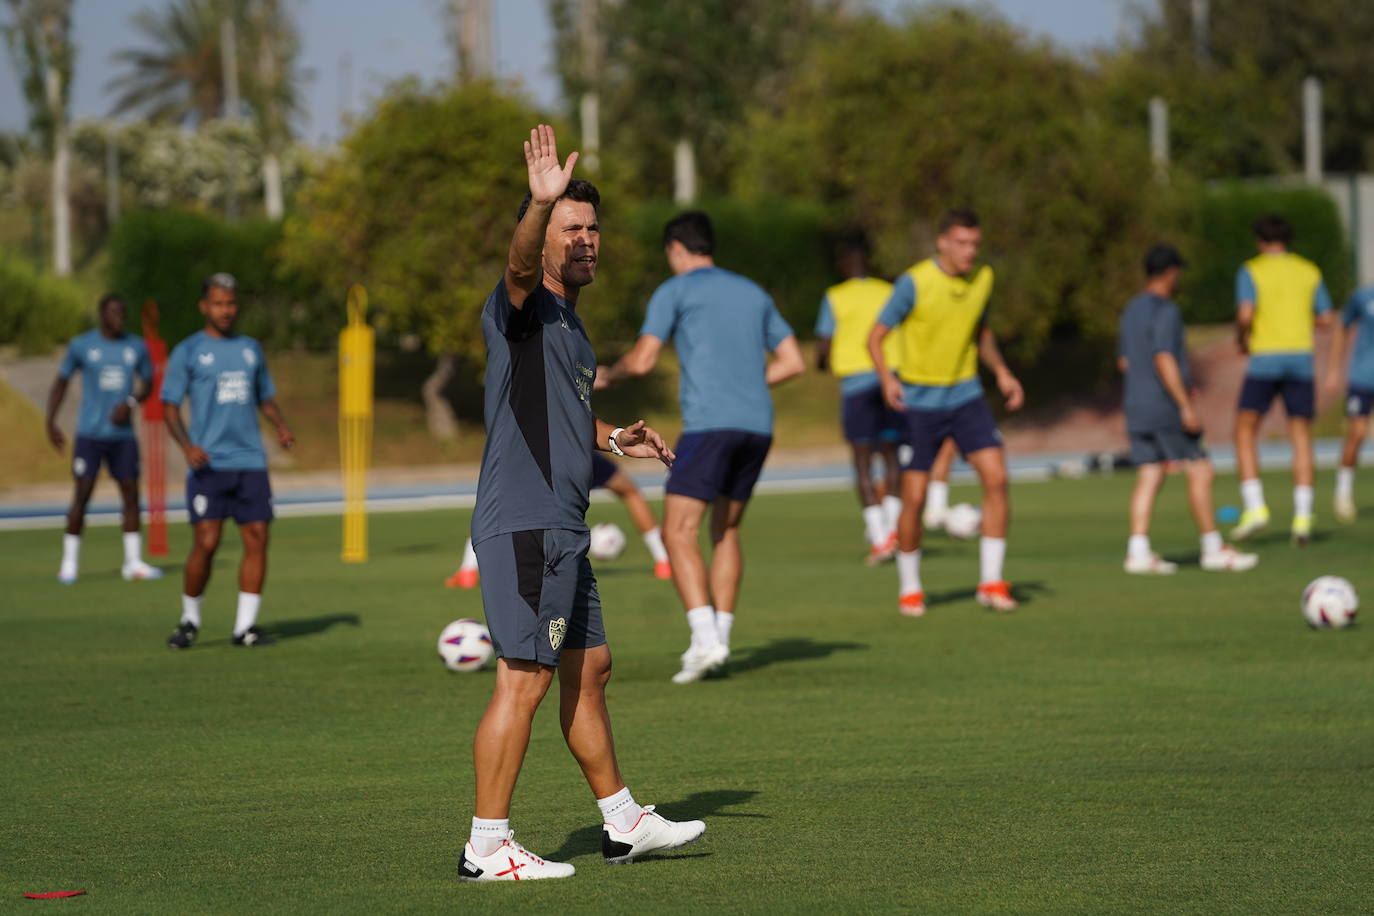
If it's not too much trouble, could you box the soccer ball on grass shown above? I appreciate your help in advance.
[944,503,982,540]
[438,618,494,672]
[589,522,627,561]
[1301,576,1359,629]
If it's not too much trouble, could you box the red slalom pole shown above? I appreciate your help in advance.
[141,300,169,557]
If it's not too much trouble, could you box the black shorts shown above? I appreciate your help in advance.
[841,386,906,444]
[902,398,1002,472]
[1128,427,1207,465]
[665,430,772,503]
[1238,375,1315,419]
[72,436,139,480]
[1346,386,1374,418]
[186,469,274,525]
[474,528,605,666]
[590,452,618,489]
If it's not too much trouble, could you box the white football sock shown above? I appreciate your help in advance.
[927,480,950,514]
[896,550,922,595]
[642,526,668,563]
[470,816,508,857]
[233,592,262,636]
[460,537,478,571]
[122,531,143,566]
[979,537,1007,584]
[1336,466,1354,499]
[685,605,719,651]
[597,786,644,833]
[1127,534,1151,561]
[60,533,80,572]
[1294,485,1314,517]
[1240,478,1265,512]
[715,610,734,648]
[882,495,903,532]
[1200,530,1223,556]
[181,594,202,628]
[861,505,888,546]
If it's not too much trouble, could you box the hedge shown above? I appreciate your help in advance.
[0,250,89,354]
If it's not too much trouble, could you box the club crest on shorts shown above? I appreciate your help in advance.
[548,617,567,650]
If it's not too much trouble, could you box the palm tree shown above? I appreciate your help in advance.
[106,0,226,125]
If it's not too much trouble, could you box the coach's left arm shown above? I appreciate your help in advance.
[259,398,296,450]
[977,326,1024,412]
[594,417,673,467]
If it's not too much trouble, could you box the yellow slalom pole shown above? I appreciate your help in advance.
[339,284,375,563]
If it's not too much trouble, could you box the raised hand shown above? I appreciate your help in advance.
[524,124,579,205]
[615,420,675,467]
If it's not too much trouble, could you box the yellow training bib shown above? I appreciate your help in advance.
[1245,252,1322,354]
[825,277,900,378]
[896,260,992,387]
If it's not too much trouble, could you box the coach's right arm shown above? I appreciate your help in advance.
[505,125,578,309]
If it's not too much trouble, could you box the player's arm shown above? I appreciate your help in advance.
[597,334,663,389]
[164,404,209,469]
[1313,280,1335,329]
[868,322,904,411]
[814,294,835,372]
[1153,351,1200,433]
[259,398,296,450]
[109,370,151,428]
[594,417,674,467]
[44,374,69,451]
[1234,265,1255,353]
[766,335,805,385]
[1323,294,1359,397]
[815,337,831,372]
[977,325,1024,411]
[505,124,579,310]
[1117,357,1128,373]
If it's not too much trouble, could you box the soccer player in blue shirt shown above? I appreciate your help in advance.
[1324,283,1374,521]
[160,274,295,649]
[599,210,806,683]
[45,294,161,583]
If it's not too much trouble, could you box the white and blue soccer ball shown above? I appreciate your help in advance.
[438,618,494,672]
[944,502,982,540]
[589,522,627,561]
[1301,576,1359,629]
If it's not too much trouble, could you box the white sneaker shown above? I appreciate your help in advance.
[671,643,729,684]
[122,562,165,581]
[1334,494,1356,523]
[1200,544,1259,572]
[57,565,77,585]
[457,832,575,882]
[1123,553,1178,575]
[602,806,706,864]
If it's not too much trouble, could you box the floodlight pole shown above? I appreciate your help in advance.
[105,124,120,224]
[1303,76,1322,186]
[1149,97,1170,185]
[222,16,241,222]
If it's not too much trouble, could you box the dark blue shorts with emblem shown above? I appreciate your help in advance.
[902,397,1002,472]
[73,436,139,480]
[186,468,274,525]
[841,386,907,444]
[473,528,605,666]
[1346,386,1374,418]
[1238,375,1315,418]
[665,430,773,503]
[590,452,619,489]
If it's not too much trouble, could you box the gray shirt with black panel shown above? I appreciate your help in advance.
[1118,291,1190,432]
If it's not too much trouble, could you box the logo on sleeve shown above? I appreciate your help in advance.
[123,347,136,365]
[243,347,257,367]
[87,348,102,362]
[548,617,567,650]
[198,352,215,366]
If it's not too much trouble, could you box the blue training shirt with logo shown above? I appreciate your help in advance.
[1343,286,1374,390]
[58,329,153,440]
[160,331,276,470]
[639,266,793,436]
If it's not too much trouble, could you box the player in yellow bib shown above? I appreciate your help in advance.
[867,209,1025,615]
[1231,213,1334,545]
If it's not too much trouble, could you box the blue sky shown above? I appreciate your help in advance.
[1,0,1136,144]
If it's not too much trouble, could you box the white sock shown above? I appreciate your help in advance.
[685,605,719,651]
[460,537,478,571]
[1294,485,1314,517]
[882,494,903,532]
[897,550,922,595]
[1336,466,1354,499]
[181,594,202,628]
[60,533,80,571]
[1127,534,1151,561]
[927,480,950,514]
[469,816,508,857]
[979,537,1007,584]
[861,505,888,546]
[1240,478,1265,512]
[715,610,734,648]
[642,526,668,563]
[122,531,143,567]
[1200,530,1223,555]
[597,786,644,834]
[234,592,262,636]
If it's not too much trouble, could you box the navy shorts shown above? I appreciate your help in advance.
[666,430,772,503]
[590,452,618,489]
[1238,375,1314,418]
[473,528,605,666]
[1128,427,1207,465]
[186,468,274,525]
[1346,386,1374,418]
[841,386,907,444]
[902,398,1002,472]
[73,436,139,480]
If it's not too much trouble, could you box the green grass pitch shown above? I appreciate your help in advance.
[4,471,1372,913]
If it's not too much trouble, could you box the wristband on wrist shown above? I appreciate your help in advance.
[126,396,139,410]
[608,427,626,456]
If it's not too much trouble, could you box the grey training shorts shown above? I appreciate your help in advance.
[1128,427,1206,466]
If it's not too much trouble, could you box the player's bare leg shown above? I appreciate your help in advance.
[663,494,728,682]
[1183,459,1258,571]
[852,442,895,564]
[895,469,929,616]
[606,470,671,578]
[558,645,623,798]
[1123,461,1175,574]
[115,477,160,580]
[1231,408,1270,539]
[232,521,273,644]
[707,496,749,661]
[924,438,957,531]
[168,519,223,649]
[474,659,556,819]
[1288,416,1316,544]
[57,475,98,583]
[1335,415,1367,522]
[966,446,1016,611]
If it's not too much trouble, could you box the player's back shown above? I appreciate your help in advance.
[1243,252,1323,354]
[824,276,899,378]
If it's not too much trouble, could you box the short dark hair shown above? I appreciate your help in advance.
[663,210,714,255]
[1143,244,1186,277]
[938,208,980,234]
[835,230,871,259]
[1252,213,1292,245]
[97,293,124,314]
[516,179,601,225]
[201,272,237,297]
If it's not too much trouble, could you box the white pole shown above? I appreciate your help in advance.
[222,16,241,221]
[673,137,696,205]
[1303,75,1322,185]
[105,125,120,224]
[578,0,600,173]
[1149,96,1169,185]
[1190,0,1209,60]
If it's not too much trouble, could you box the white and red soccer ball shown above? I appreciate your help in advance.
[1301,576,1359,629]
[438,618,494,672]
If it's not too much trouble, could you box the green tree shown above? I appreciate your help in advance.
[106,0,226,125]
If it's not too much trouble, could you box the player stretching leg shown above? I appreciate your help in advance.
[815,233,903,563]
[1324,283,1374,522]
[1117,245,1257,574]
[446,453,670,588]
[1230,214,1334,546]
[161,274,296,649]
[461,125,701,882]
[45,294,162,583]
[600,211,805,683]
[868,209,1024,616]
